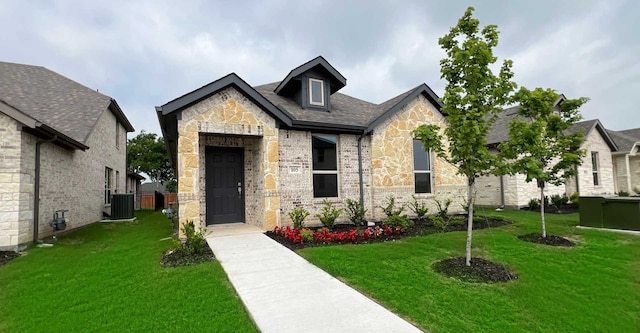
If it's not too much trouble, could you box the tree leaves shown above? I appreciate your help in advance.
[127,131,175,185]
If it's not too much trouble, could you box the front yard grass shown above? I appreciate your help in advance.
[298,209,640,332]
[0,211,257,332]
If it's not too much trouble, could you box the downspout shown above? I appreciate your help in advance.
[357,132,366,205]
[34,135,57,243]
[499,175,505,208]
[574,165,580,194]
[625,153,632,193]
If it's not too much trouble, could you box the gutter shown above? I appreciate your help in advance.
[34,135,57,243]
[357,132,367,205]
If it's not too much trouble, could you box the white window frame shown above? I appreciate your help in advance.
[309,78,325,106]
[591,151,600,186]
[115,122,120,149]
[312,134,339,198]
[413,139,433,194]
[105,167,113,204]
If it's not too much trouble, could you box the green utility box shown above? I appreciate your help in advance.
[579,196,640,231]
[579,196,606,228]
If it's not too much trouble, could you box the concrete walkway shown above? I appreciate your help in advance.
[206,224,422,333]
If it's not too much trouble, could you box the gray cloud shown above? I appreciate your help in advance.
[0,0,637,135]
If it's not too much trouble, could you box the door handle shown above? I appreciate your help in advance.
[237,182,242,198]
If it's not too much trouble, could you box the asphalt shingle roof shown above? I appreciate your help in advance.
[0,61,115,144]
[486,105,614,150]
[254,82,419,128]
[607,128,640,152]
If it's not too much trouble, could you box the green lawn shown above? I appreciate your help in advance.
[298,209,640,332]
[0,211,257,333]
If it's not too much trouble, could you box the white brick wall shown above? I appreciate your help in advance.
[476,125,616,208]
[0,109,127,250]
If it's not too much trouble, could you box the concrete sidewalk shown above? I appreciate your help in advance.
[206,225,422,333]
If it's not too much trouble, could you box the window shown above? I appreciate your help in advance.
[115,171,120,194]
[115,123,120,148]
[309,78,324,106]
[413,140,432,193]
[591,152,599,186]
[312,135,338,197]
[105,167,113,204]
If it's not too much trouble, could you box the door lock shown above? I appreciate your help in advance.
[237,182,242,197]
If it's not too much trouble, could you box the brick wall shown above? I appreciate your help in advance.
[0,109,126,250]
[0,112,30,249]
[576,129,615,195]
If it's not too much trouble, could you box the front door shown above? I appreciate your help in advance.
[205,147,244,225]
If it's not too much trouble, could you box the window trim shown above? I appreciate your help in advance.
[591,151,600,186]
[105,167,113,204]
[311,134,339,198]
[115,122,120,149]
[309,78,325,106]
[413,139,433,194]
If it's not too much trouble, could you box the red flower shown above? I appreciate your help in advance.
[384,226,392,236]
[362,228,372,240]
[395,226,403,234]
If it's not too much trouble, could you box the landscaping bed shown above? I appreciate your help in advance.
[0,251,20,267]
[432,257,518,283]
[517,233,576,246]
[160,246,215,267]
[266,215,512,251]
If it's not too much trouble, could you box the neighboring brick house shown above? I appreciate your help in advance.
[126,171,145,210]
[607,128,640,194]
[157,56,466,231]
[0,61,134,250]
[476,102,617,208]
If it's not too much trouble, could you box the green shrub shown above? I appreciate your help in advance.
[289,206,310,229]
[617,191,630,197]
[181,220,207,255]
[408,195,429,220]
[430,215,447,232]
[528,198,540,210]
[550,193,569,210]
[434,197,452,219]
[315,199,343,230]
[384,213,414,229]
[345,198,367,226]
[381,195,404,217]
[569,192,580,204]
[300,228,313,243]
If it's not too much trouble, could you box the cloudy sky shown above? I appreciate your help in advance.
[1,0,638,137]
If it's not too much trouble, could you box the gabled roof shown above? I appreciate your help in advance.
[0,61,134,149]
[157,57,445,167]
[274,56,346,96]
[568,119,617,151]
[608,128,640,153]
[487,107,617,151]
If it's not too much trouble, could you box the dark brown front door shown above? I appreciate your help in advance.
[205,147,244,225]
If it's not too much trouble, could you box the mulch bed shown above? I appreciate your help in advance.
[266,215,512,251]
[517,233,576,247]
[160,247,215,267]
[521,204,579,214]
[0,251,21,267]
[432,257,518,283]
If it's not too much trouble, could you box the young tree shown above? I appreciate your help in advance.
[499,88,587,237]
[127,131,175,186]
[413,7,516,266]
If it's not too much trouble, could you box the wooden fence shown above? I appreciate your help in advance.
[140,193,177,210]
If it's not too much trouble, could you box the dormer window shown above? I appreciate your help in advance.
[309,78,324,106]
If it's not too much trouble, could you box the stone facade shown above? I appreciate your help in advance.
[177,87,280,232]
[476,125,615,208]
[370,94,467,219]
[174,88,469,231]
[0,110,127,250]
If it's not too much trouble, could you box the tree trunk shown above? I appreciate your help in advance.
[539,181,547,238]
[466,178,476,266]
